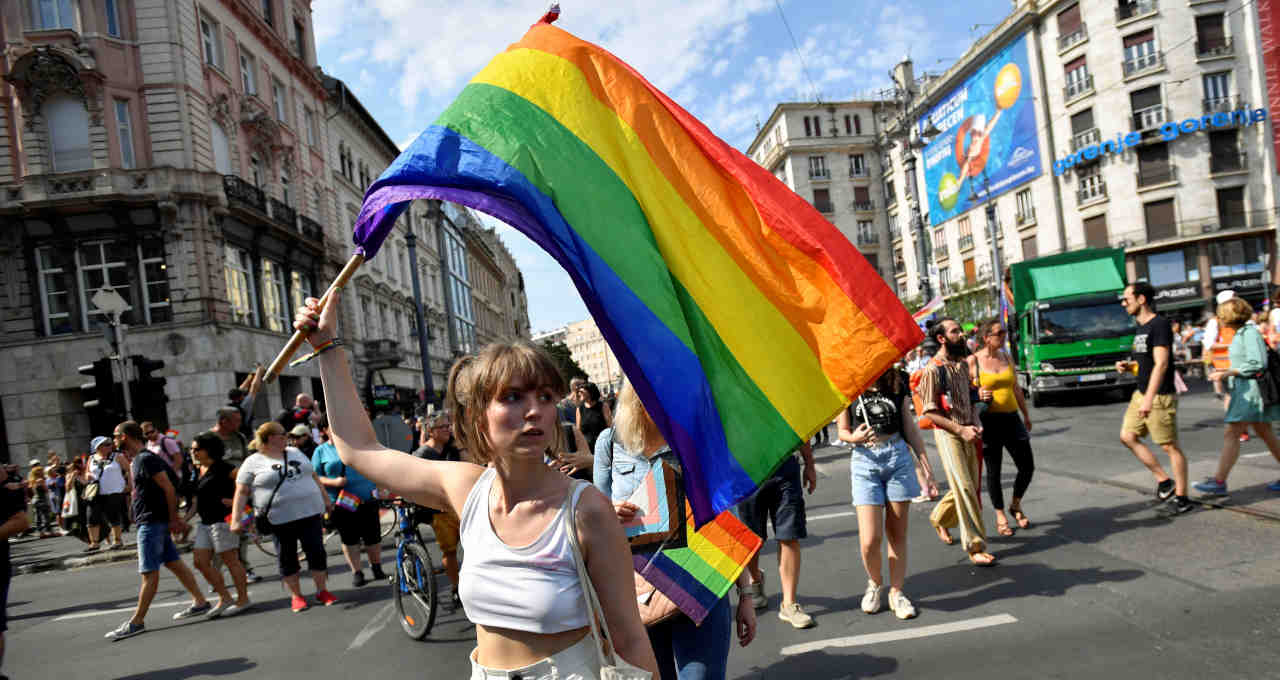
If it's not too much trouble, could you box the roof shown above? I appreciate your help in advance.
[322,75,400,158]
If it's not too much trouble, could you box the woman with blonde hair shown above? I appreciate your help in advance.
[594,383,755,680]
[295,294,657,678]
[229,421,334,612]
[1193,297,1280,496]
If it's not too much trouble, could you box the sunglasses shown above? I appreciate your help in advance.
[988,330,1007,337]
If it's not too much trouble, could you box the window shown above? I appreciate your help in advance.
[240,50,257,95]
[1130,85,1164,130]
[105,0,121,36]
[260,258,289,332]
[224,245,258,326]
[854,115,862,135]
[1015,189,1034,222]
[260,0,273,26]
[138,241,171,324]
[1203,72,1230,110]
[1064,56,1091,99]
[250,155,264,187]
[1070,108,1098,150]
[887,212,899,238]
[210,121,231,174]
[808,155,828,179]
[1122,29,1158,75]
[114,99,135,170]
[844,115,851,135]
[1022,235,1038,260]
[293,19,306,59]
[938,267,951,292]
[280,167,290,205]
[932,227,946,248]
[849,153,866,177]
[272,78,287,122]
[199,14,223,68]
[1136,143,1172,187]
[1210,129,1243,173]
[290,270,313,314]
[46,95,91,172]
[400,244,410,287]
[1196,14,1228,56]
[1141,247,1198,287]
[803,117,811,137]
[812,116,822,136]
[77,241,134,331]
[885,180,897,206]
[1210,237,1265,278]
[963,257,976,285]
[1057,3,1083,46]
[856,220,876,245]
[1083,215,1109,248]
[304,108,316,146]
[378,303,389,341]
[1217,186,1246,229]
[812,188,832,213]
[359,294,373,339]
[29,0,76,30]
[35,246,73,336]
[854,186,871,210]
[1143,198,1176,242]
[958,216,974,250]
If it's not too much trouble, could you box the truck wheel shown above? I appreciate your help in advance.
[1030,388,1044,409]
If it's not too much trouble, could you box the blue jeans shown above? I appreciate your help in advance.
[647,596,731,680]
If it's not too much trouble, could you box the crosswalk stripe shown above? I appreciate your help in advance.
[780,613,1018,655]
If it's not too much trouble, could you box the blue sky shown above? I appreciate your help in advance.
[313,0,1012,333]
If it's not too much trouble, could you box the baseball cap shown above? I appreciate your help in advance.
[90,435,111,452]
[1216,289,1236,305]
[289,424,311,437]
[28,459,40,467]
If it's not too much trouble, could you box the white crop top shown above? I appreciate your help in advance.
[457,468,589,633]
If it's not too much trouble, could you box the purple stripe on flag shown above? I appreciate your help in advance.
[632,553,709,624]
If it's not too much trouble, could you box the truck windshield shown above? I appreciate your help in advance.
[1035,303,1135,343]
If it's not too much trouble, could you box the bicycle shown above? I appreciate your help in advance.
[389,498,439,639]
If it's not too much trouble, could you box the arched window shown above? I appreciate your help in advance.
[46,95,91,172]
[280,166,291,205]
[210,121,231,175]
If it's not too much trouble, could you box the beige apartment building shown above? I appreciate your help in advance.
[564,317,621,392]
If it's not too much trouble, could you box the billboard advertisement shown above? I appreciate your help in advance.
[1259,0,1280,169]
[918,32,1042,226]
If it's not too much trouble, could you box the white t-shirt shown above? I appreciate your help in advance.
[1205,318,1220,347]
[235,447,325,525]
[1269,307,1280,333]
[89,454,127,495]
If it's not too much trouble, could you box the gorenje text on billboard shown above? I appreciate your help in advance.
[1052,108,1269,176]
[918,32,1043,226]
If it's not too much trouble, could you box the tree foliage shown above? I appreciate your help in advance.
[541,340,588,383]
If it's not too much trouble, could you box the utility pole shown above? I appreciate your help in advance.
[405,229,436,408]
[92,289,133,420]
[904,154,932,300]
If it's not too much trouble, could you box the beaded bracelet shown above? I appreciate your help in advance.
[289,338,344,367]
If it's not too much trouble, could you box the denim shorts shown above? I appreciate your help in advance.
[850,435,921,506]
[137,522,181,573]
[739,455,807,541]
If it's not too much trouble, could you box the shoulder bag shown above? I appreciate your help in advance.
[609,435,682,626]
[83,455,110,502]
[254,452,291,537]
[563,480,653,680]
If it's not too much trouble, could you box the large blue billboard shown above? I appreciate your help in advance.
[918,32,1042,226]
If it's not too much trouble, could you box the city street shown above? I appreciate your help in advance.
[7,386,1280,679]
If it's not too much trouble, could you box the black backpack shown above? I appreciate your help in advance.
[1256,347,1280,408]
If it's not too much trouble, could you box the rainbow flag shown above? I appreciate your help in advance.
[350,16,922,524]
[634,507,761,625]
[912,296,945,323]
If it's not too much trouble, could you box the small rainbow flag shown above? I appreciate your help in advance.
[350,15,921,524]
[912,296,945,323]
[633,507,761,625]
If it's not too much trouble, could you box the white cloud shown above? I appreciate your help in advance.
[338,47,368,64]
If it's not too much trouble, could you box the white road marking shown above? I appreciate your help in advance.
[348,602,396,651]
[807,510,856,522]
[780,613,1018,656]
[54,600,187,622]
[1242,452,1272,458]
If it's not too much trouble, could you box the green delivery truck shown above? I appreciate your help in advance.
[1009,247,1137,407]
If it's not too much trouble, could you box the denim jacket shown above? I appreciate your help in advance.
[591,427,678,502]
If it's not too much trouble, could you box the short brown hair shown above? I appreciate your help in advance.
[445,342,567,465]
[1217,297,1254,328]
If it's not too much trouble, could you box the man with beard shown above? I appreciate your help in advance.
[918,318,997,566]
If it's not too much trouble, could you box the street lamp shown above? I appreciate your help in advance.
[969,172,1004,319]
[405,229,436,409]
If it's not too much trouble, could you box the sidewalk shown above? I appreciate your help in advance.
[8,530,176,576]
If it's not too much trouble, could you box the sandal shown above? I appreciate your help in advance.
[995,515,1015,537]
[1011,508,1031,529]
[934,524,955,545]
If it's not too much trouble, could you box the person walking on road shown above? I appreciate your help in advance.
[411,411,463,604]
[920,318,997,566]
[738,439,818,629]
[1117,282,1193,516]
[85,436,130,552]
[312,416,385,588]
[104,422,211,641]
[230,422,336,613]
[595,384,755,677]
[838,367,931,620]
[186,432,250,618]
[1193,297,1280,497]
[295,294,659,678]
[206,408,261,584]
[973,319,1036,536]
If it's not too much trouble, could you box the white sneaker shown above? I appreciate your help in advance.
[778,602,815,629]
[861,580,884,614]
[888,589,917,619]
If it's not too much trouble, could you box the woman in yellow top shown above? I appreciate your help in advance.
[972,318,1035,537]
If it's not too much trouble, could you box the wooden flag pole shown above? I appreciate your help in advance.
[264,253,365,384]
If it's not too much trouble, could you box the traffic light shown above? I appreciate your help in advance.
[78,358,115,411]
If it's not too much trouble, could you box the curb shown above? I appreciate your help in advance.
[14,543,194,576]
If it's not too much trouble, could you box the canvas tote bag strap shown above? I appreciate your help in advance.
[562,479,617,670]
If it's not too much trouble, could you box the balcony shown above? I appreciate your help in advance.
[363,338,405,367]
[1116,0,1157,22]
[1203,95,1242,114]
[814,200,835,214]
[298,213,324,241]
[1077,178,1107,204]
[1071,127,1101,152]
[894,259,906,273]
[1016,207,1036,226]
[886,193,898,208]
[1132,105,1167,131]
[881,156,893,174]
[849,166,869,179]
[1136,165,1177,188]
[809,167,831,180]
[267,197,296,229]
[958,234,974,251]
[1197,37,1234,60]
[1210,150,1247,174]
[857,232,880,246]
[934,244,949,261]
[1064,74,1095,101]
[1123,50,1163,78]
[223,174,266,214]
[1058,23,1088,51]
[889,224,901,240]
[852,200,875,212]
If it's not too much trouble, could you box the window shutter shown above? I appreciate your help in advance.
[1057,3,1082,35]
[1143,199,1177,241]
[1123,29,1155,48]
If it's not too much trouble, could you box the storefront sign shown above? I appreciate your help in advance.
[1053,108,1270,176]
[1153,283,1202,305]
[1213,275,1266,293]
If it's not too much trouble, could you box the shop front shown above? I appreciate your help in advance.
[1133,245,1207,324]
[1208,235,1272,309]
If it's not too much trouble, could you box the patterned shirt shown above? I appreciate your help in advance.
[917,356,975,427]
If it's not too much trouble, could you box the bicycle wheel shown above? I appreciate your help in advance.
[379,502,397,541]
[247,522,276,557]
[393,542,438,639]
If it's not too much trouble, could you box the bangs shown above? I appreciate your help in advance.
[477,343,568,403]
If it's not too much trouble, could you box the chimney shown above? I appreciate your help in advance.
[893,59,916,98]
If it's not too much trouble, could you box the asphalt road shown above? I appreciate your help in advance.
[7,386,1280,679]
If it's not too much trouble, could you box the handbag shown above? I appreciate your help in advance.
[83,456,110,502]
[563,480,653,680]
[254,452,291,537]
[62,484,79,518]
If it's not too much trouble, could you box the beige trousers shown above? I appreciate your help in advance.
[929,429,987,554]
